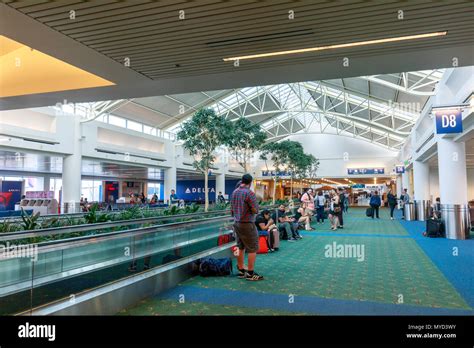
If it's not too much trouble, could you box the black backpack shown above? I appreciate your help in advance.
[198,257,233,277]
[426,219,445,238]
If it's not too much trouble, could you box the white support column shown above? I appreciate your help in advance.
[164,166,177,205]
[413,160,431,220]
[413,160,430,200]
[216,173,225,198]
[43,175,51,193]
[62,116,82,213]
[438,138,468,204]
[402,170,411,199]
[437,137,470,239]
[396,176,402,197]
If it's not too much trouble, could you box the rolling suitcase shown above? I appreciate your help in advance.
[257,236,269,254]
[257,230,269,254]
[366,207,373,217]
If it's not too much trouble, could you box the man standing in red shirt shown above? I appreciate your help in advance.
[230,174,264,281]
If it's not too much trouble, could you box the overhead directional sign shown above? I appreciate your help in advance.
[347,168,384,175]
[261,170,292,177]
[435,109,463,134]
[395,165,405,174]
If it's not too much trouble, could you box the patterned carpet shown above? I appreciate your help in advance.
[119,298,308,316]
[119,207,473,315]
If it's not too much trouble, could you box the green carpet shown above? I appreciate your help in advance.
[118,298,308,316]
[120,207,471,315]
[309,208,409,235]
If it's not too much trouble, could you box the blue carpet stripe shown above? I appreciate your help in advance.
[395,209,474,308]
[300,231,412,239]
[160,285,474,316]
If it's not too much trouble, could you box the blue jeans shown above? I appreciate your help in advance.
[316,205,325,223]
[278,222,300,239]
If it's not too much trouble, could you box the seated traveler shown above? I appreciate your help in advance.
[272,205,300,241]
[255,210,280,251]
[293,206,312,232]
[432,197,442,219]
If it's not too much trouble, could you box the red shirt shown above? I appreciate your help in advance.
[230,186,259,222]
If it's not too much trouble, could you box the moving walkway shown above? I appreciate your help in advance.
[0,210,238,315]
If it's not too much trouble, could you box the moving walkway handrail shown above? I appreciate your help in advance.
[1,204,166,221]
[0,203,283,242]
[0,209,231,242]
[30,215,234,254]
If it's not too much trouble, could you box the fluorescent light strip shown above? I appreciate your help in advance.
[223,31,447,61]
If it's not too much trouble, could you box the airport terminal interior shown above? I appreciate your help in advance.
[0,0,473,318]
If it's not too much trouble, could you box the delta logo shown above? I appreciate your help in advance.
[184,187,215,194]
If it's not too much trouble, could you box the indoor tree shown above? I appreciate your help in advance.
[285,141,307,197]
[293,153,319,196]
[303,154,320,180]
[177,108,232,212]
[259,141,292,204]
[226,117,267,172]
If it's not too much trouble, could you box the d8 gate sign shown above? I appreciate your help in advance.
[435,109,463,134]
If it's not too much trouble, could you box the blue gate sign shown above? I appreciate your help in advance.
[435,109,463,134]
[395,165,405,174]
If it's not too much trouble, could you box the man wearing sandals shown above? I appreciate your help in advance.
[230,174,264,281]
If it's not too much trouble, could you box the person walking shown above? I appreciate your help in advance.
[387,189,397,220]
[401,188,410,219]
[370,191,382,219]
[328,190,341,230]
[337,187,345,229]
[301,188,315,216]
[217,191,226,204]
[315,191,326,224]
[230,174,264,281]
[343,192,350,213]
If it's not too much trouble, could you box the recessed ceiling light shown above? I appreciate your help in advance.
[223,31,447,61]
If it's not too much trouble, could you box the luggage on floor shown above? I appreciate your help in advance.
[198,257,233,277]
[278,226,289,240]
[217,232,234,246]
[269,229,279,249]
[426,219,444,238]
[366,207,374,217]
[257,231,269,254]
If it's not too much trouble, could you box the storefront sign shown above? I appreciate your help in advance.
[177,180,215,201]
[105,181,119,202]
[435,109,463,134]
[0,181,23,210]
[25,191,54,199]
[347,168,384,175]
